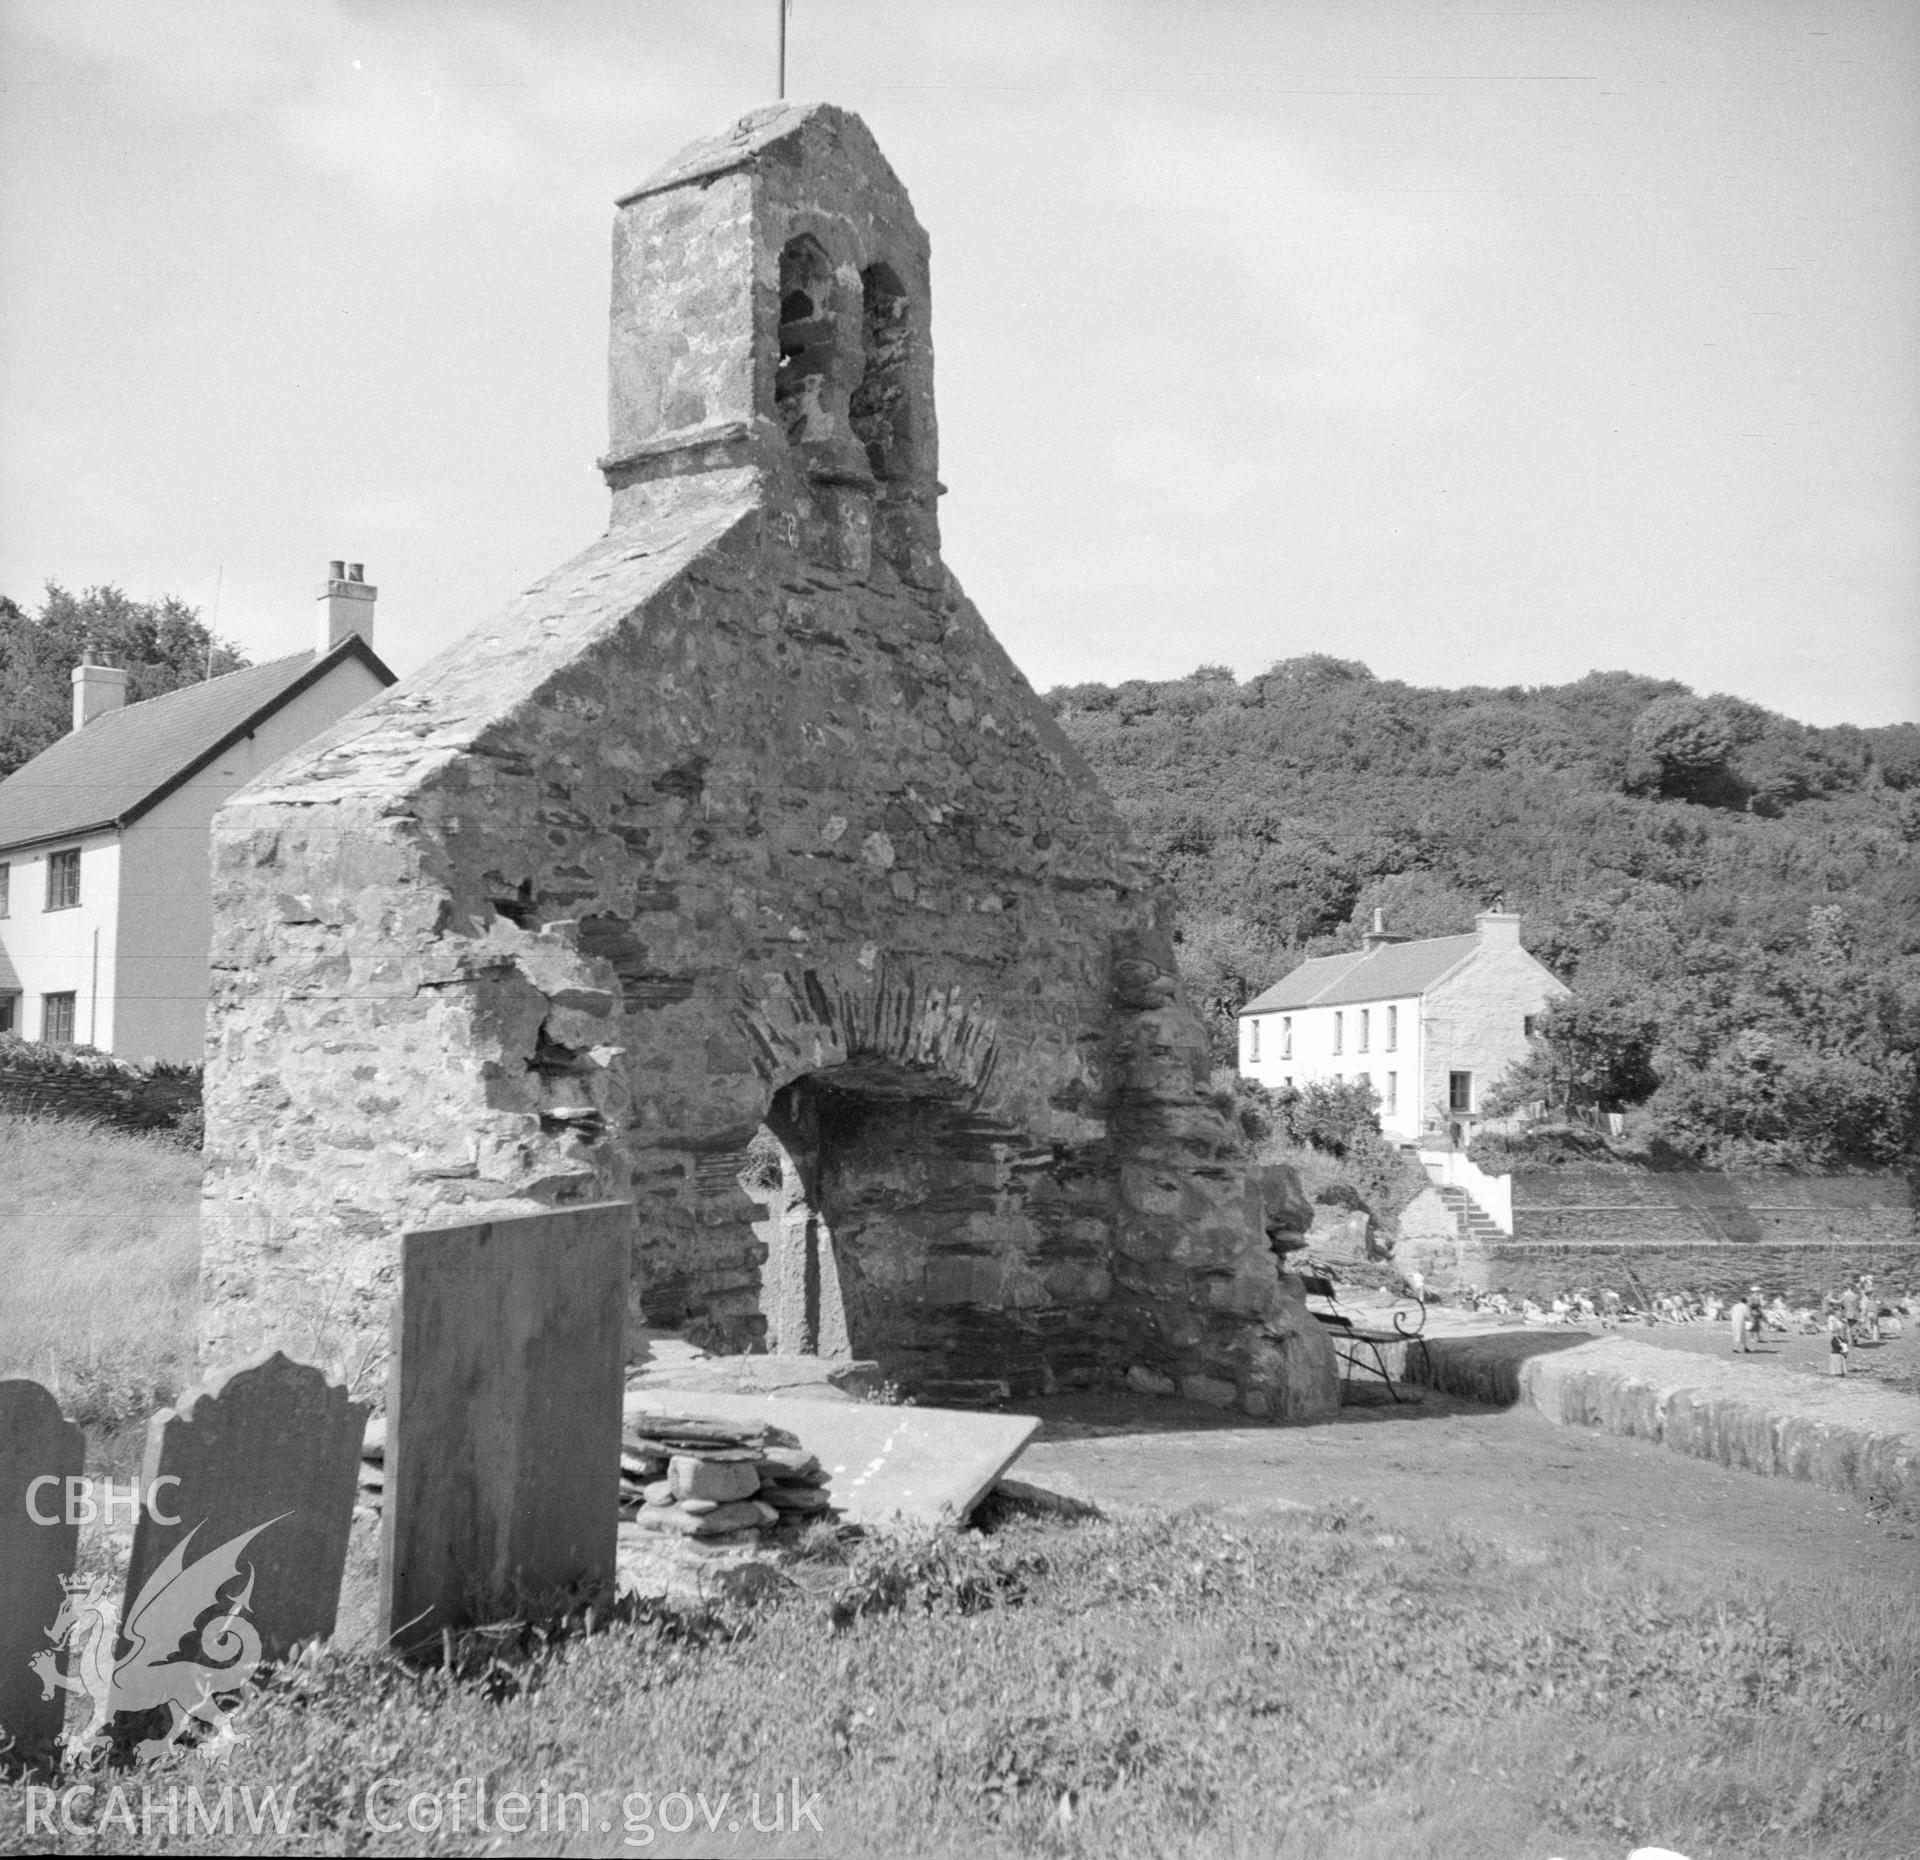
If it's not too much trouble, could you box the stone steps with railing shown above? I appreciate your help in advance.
[1436,1183,1505,1248]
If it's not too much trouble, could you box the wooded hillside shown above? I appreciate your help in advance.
[1049,658,1920,1173]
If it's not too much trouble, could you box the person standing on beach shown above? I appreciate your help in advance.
[1828,1309,1850,1376]
[1729,1293,1754,1354]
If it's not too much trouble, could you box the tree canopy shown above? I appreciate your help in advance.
[0,583,250,780]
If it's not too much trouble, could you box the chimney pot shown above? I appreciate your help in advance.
[1361,905,1403,954]
[348,563,364,582]
[329,559,346,580]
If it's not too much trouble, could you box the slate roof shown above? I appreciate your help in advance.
[0,637,392,854]
[1238,933,1482,1016]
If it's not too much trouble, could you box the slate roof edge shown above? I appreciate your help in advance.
[1235,954,1366,1017]
[615,153,757,207]
[0,635,396,856]
[1316,945,1477,1010]
[1236,938,1491,1016]
[614,101,829,206]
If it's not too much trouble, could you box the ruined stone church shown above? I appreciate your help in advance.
[199,103,1336,1420]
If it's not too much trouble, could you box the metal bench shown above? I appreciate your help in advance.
[1298,1273,1430,1402]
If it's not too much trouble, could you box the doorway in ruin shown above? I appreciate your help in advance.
[739,1117,850,1362]
[734,1062,1096,1401]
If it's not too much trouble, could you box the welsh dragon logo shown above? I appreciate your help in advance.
[30,1518,282,1762]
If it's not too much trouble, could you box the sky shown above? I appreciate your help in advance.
[1,0,1914,728]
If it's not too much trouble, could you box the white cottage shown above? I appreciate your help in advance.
[0,565,393,1063]
[1236,909,1570,1144]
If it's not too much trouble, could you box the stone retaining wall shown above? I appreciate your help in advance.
[1511,1168,1913,1247]
[1464,1240,1920,1305]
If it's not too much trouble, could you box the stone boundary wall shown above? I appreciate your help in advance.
[0,1037,201,1140]
[1511,1167,1913,1247]
[1463,1240,1920,1305]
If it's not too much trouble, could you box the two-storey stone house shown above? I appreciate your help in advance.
[1236,909,1569,1144]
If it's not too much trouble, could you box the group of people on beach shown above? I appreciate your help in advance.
[1454,1277,1915,1378]
[1807,1275,1902,1375]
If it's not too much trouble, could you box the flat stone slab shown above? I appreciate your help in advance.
[623,1391,1037,1526]
[1410,1329,1920,1516]
[626,1352,882,1402]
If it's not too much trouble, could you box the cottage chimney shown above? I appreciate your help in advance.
[1361,907,1408,955]
[317,559,377,655]
[70,651,130,732]
[1475,907,1523,950]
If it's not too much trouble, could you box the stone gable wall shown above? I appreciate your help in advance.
[199,105,1336,1421]
[1421,945,1568,1130]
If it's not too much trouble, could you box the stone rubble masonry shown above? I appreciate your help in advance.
[198,102,1337,1423]
[0,1036,201,1140]
[1508,1168,1916,1248]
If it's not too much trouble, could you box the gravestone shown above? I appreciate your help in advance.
[382,1202,631,1653]
[124,1352,368,1664]
[0,1380,85,1772]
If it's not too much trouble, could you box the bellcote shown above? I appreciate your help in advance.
[602,104,941,586]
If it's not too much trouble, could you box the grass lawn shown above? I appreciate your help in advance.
[4,1509,1916,1858]
[0,1113,199,1446]
[4,1111,1916,1857]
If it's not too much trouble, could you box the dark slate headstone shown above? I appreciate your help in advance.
[382,1202,631,1653]
[0,1380,85,1773]
[124,1352,369,1665]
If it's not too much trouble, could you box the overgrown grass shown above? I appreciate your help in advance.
[5,1114,1915,1856]
[4,1509,1914,1858]
[0,1113,200,1434]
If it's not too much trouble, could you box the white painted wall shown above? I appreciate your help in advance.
[1239,992,1425,1141]
[0,658,386,1064]
[0,832,122,1049]
[113,660,388,1062]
